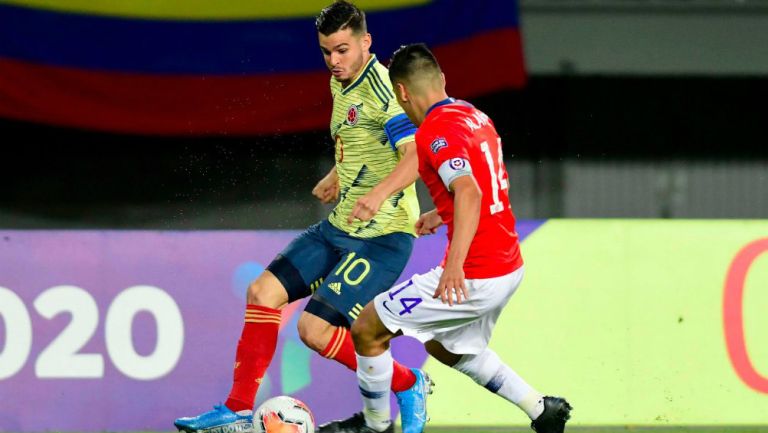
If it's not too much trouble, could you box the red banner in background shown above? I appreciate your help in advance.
[0,0,525,136]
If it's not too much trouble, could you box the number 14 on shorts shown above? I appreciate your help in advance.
[384,280,422,316]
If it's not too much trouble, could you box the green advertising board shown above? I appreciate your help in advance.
[424,220,768,426]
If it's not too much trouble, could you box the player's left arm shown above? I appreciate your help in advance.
[347,140,417,223]
[434,176,481,306]
[347,111,419,223]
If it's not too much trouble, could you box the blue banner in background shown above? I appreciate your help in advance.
[0,0,525,135]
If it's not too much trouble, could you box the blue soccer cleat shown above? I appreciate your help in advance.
[395,369,434,433]
[174,404,254,433]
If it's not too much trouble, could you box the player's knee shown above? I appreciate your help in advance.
[246,277,285,308]
[246,280,269,305]
[297,313,334,352]
[297,323,324,352]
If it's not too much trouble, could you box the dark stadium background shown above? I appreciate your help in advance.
[3,76,766,228]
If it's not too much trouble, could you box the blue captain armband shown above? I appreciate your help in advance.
[384,113,417,151]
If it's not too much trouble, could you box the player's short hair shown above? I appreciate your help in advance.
[388,43,442,86]
[316,1,367,36]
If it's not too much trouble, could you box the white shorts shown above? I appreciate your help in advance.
[374,266,524,355]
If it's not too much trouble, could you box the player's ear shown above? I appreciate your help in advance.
[361,32,372,51]
[440,72,446,88]
[395,82,409,103]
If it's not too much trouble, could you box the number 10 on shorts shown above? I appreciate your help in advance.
[386,280,422,316]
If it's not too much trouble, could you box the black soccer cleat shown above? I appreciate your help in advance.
[530,396,572,433]
[317,412,394,433]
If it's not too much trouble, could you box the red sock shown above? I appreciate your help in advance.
[225,305,281,412]
[390,357,418,393]
[320,326,417,393]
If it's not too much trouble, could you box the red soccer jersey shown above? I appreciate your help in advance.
[416,99,523,279]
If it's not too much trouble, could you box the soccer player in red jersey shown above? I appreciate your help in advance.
[322,44,572,433]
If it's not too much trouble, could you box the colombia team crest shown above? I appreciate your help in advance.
[344,102,363,126]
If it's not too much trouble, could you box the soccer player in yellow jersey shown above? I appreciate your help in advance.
[174,2,431,433]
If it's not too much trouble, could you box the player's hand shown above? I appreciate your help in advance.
[312,170,339,204]
[415,210,443,236]
[347,190,386,224]
[433,265,468,306]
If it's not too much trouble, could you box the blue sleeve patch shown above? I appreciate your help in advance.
[384,113,417,151]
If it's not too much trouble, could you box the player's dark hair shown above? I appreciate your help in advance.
[316,1,367,36]
[388,43,442,85]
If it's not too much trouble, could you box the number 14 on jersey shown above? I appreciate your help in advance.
[480,138,509,215]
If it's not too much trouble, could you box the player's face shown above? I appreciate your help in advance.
[318,28,371,85]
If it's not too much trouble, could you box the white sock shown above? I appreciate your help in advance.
[356,350,394,432]
[454,348,545,420]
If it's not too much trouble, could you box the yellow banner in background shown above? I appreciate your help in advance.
[0,0,431,19]
[424,220,768,426]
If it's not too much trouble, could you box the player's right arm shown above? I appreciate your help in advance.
[312,166,339,204]
[433,175,481,306]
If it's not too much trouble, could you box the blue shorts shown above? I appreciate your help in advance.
[266,220,414,327]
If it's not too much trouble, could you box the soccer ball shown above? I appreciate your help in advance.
[254,396,315,433]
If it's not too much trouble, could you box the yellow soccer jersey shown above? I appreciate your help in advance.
[327,54,419,238]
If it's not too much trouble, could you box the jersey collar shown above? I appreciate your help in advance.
[425,97,456,118]
[341,54,378,95]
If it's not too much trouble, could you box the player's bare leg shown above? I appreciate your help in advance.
[318,304,433,433]
[298,310,418,396]
[246,270,289,308]
[174,271,289,433]
[297,311,336,352]
[352,306,396,431]
[351,302,396,356]
[320,305,396,433]
[313,309,429,433]
[424,340,463,366]
[426,340,572,433]
[330,305,432,433]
